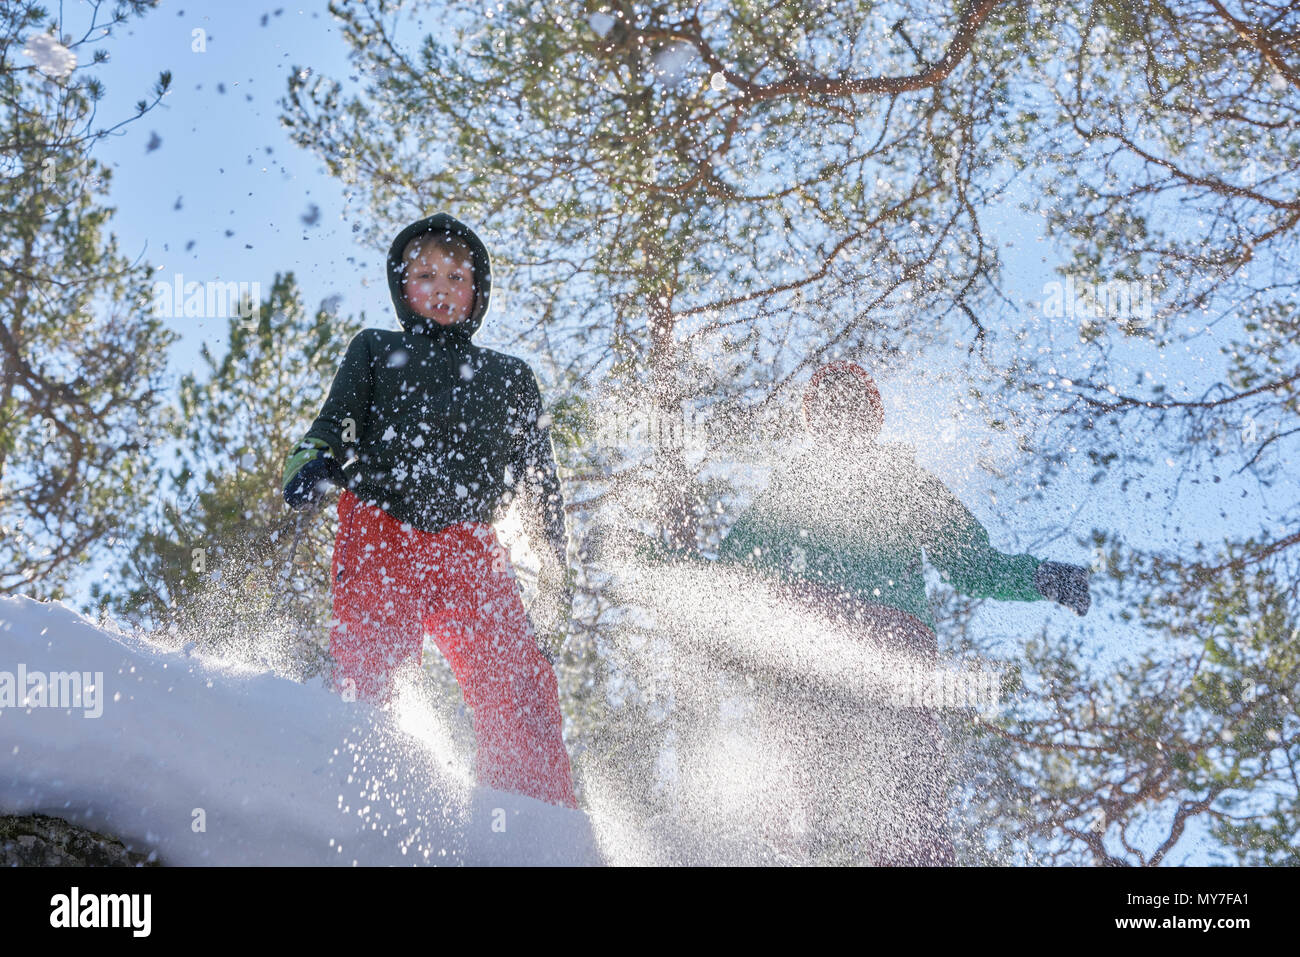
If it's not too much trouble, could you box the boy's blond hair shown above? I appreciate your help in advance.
[402,232,475,272]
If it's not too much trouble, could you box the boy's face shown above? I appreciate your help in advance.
[401,239,475,327]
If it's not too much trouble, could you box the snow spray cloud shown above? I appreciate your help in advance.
[21,32,76,79]
[0,665,104,718]
[602,552,1005,716]
[590,548,990,865]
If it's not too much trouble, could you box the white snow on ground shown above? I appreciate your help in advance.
[0,595,602,866]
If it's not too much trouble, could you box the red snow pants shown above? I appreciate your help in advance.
[328,488,577,809]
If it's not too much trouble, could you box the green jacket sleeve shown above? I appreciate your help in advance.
[717,503,777,567]
[920,472,1043,602]
[715,482,803,583]
[716,462,802,571]
[302,332,374,461]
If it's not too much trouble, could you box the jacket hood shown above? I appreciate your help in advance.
[387,212,492,342]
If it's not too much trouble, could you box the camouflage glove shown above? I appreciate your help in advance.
[1034,560,1091,617]
[282,437,346,510]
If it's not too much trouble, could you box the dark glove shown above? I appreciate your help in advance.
[1034,560,1091,617]
[282,437,346,510]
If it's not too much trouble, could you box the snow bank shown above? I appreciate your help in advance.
[0,595,601,866]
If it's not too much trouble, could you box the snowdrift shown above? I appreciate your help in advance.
[0,595,602,866]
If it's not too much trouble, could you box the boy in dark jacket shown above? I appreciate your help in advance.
[281,212,577,809]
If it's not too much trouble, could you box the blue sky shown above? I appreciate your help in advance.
[86,2,363,373]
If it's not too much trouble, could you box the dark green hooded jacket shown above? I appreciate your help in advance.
[295,213,568,568]
[715,441,1044,629]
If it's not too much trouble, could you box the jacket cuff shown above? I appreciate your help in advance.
[281,436,334,489]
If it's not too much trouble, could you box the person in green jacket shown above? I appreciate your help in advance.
[714,360,1090,864]
[718,362,1088,629]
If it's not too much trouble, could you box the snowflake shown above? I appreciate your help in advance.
[22,33,76,79]
[587,12,615,38]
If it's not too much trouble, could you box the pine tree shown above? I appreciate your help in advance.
[963,0,1300,863]
[0,1,174,598]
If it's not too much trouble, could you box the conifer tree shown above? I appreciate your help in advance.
[0,1,174,598]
